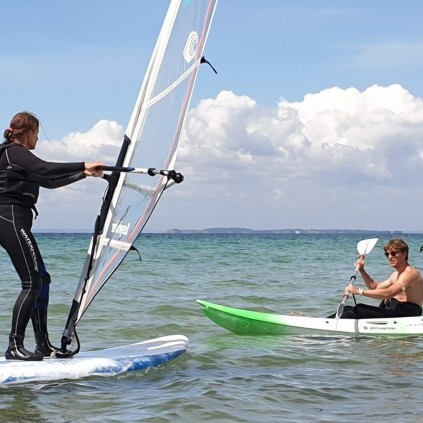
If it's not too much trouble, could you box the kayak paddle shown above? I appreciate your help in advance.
[335,238,379,319]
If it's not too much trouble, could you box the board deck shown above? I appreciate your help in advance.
[0,334,188,385]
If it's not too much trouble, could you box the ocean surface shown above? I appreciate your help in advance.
[1,232,423,422]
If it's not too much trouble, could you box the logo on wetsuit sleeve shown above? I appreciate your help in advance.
[20,229,39,272]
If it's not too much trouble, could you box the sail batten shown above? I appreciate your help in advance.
[61,0,219,354]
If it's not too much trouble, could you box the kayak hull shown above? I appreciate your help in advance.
[197,300,423,336]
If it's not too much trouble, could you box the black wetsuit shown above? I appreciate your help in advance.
[340,298,422,319]
[0,142,85,338]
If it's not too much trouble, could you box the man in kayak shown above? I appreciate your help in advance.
[339,238,423,318]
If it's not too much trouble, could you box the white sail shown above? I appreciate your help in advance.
[61,0,219,354]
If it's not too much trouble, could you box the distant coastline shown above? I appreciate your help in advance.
[33,227,413,235]
[166,227,405,235]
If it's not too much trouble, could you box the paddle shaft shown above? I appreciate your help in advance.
[335,238,378,319]
[336,264,359,317]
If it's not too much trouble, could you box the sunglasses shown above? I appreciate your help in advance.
[384,251,401,258]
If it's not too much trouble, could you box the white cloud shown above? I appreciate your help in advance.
[32,84,423,232]
[167,84,423,231]
[34,120,123,231]
[37,119,123,163]
[180,84,423,186]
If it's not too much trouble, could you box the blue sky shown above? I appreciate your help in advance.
[2,1,423,232]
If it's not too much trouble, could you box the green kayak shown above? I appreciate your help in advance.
[197,299,423,336]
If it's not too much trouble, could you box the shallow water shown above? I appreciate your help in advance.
[0,232,422,422]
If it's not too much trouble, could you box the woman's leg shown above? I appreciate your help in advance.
[31,264,64,356]
[0,205,43,360]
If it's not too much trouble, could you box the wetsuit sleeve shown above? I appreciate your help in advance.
[39,171,86,189]
[5,145,86,189]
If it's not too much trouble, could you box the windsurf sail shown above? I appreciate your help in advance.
[61,0,219,355]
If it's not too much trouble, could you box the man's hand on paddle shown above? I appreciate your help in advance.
[354,255,366,272]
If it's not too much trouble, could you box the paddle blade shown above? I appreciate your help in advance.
[336,302,345,319]
[335,294,349,319]
[357,238,378,256]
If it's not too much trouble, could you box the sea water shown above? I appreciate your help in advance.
[0,232,423,422]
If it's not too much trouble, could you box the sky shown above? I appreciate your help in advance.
[2,0,423,232]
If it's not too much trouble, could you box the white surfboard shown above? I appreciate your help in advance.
[0,335,188,385]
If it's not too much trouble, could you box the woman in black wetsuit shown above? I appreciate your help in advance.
[0,111,103,361]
